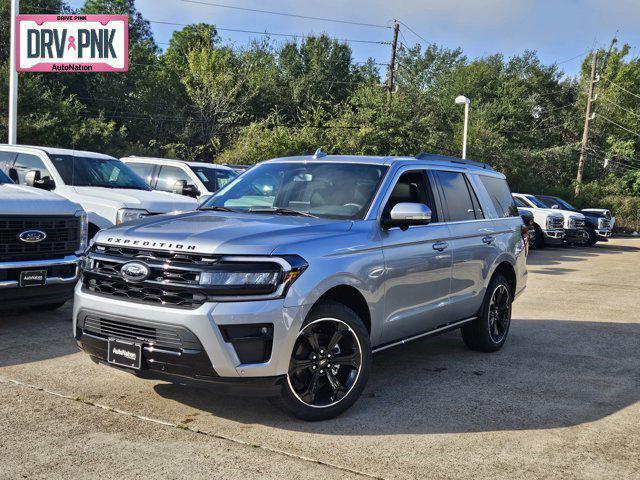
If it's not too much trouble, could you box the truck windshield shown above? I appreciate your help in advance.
[49,155,151,190]
[0,169,12,184]
[523,194,548,208]
[202,162,388,220]
[189,165,238,192]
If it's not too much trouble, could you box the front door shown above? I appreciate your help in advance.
[381,169,453,342]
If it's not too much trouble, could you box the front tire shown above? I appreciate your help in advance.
[461,274,513,352]
[278,301,371,421]
[533,224,545,249]
[586,226,598,246]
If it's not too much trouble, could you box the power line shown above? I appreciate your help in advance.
[601,76,640,101]
[396,19,428,44]
[597,114,640,138]
[554,51,590,66]
[179,0,391,29]
[600,97,640,119]
[148,19,390,45]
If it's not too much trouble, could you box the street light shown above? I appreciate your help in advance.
[455,95,470,159]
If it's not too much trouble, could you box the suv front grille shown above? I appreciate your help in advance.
[81,314,203,350]
[0,216,80,261]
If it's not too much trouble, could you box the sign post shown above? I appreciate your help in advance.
[8,0,19,144]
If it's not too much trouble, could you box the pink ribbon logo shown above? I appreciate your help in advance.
[67,36,77,51]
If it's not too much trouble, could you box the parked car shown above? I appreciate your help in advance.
[512,195,565,248]
[0,145,197,238]
[74,152,528,420]
[222,163,251,174]
[518,207,537,247]
[513,193,587,246]
[535,195,613,245]
[121,157,238,200]
[0,167,86,310]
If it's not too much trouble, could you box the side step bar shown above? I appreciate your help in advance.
[372,316,476,354]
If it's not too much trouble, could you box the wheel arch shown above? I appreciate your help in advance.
[489,260,517,297]
[312,285,372,336]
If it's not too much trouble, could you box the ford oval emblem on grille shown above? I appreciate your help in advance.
[120,262,150,282]
[17,230,47,243]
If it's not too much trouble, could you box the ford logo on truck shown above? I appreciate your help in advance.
[120,262,150,282]
[18,230,47,243]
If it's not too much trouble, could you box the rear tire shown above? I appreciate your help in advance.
[461,274,513,352]
[533,224,545,249]
[277,301,371,421]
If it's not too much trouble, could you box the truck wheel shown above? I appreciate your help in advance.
[31,301,67,311]
[461,274,512,352]
[533,225,545,249]
[586,226,598,246]
[277,301,371,421]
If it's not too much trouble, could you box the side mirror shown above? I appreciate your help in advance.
[173,180,199,198]
[24,169,55,190]
[197,194,212,208]
[551,204,560,209]
[382,203,432,230]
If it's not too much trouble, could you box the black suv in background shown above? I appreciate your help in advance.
[535,195,612,246]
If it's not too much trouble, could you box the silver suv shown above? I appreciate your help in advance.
[74,153,528,420]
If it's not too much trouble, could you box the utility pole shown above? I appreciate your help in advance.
[8,0,19,144]
[575,51,598,196]
[386,20,399,107]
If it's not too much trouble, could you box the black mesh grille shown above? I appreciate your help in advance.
[0,216,80,261]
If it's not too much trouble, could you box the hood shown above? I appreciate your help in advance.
[72,187,197,212]
[93,210,353,255]
[0,183,80,215]
[517,206,563,218]
[580,209,608,219]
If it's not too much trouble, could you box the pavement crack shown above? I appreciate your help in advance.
[0,375,386,480]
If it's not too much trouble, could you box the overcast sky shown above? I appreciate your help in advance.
[69,0,640,76]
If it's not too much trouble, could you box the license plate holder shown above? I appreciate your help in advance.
[19,270,47,287]
[107,338,142,370]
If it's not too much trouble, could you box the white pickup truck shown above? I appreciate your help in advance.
[513,193,588,246]
[512,194,565,248]
[0,168,86,310]
[0,145,197,237]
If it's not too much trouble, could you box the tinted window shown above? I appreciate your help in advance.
[0,168,12,184]
[190,165,237,192]
[205,162,387,220]
[49,155,151,190]
[0,150,16,172]
[436,171,481,222]
[126,162,156,185]
[513,196,527,208]
[13,153,53,185]
[479,175,518,218]
[383,170,438,222]
[156,165,192,193]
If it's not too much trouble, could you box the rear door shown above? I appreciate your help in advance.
[380,168,453,342]
[434,169,501,320]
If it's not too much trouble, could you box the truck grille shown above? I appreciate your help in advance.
[549,217,564,229]
[0,216,80,261]
[572,218,586,229]
[81,315,203,350]
[82,245,214,309]
[598,218,611,229]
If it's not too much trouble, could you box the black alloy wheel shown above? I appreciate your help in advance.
[487,284,511,343]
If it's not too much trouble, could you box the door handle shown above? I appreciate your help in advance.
[433,241,449,251]
[482,235,495,245]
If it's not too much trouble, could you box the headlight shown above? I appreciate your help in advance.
[546,217,553,229]
[75,209,88,254]
[198,255,307,298]
[116,208,149,225]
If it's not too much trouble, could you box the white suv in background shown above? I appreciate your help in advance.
[121,157,238,201]
[0,145,197,237]
[513,193,587,245]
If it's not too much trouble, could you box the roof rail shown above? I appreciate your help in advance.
[415,152,493,170]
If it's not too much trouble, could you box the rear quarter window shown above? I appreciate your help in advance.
[479,175,519,218]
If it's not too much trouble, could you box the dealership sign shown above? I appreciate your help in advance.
[16,14,128,72]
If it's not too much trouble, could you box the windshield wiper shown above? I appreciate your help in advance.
[199,205,239,213]
[248,207,319,218]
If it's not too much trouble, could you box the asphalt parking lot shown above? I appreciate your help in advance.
[1,238,639,480]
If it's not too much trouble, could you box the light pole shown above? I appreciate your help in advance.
[455,95,470,159]
[8,0,19,144]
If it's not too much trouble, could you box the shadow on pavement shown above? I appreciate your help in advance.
[152,318,640,435]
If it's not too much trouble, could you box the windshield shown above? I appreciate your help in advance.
[189,165,238,192]
[49,155,151,190]
[0,169,12,184]
[202,162,388,220]
[552,197,576,211]
[513,196,527,208]
[523,194,548,208]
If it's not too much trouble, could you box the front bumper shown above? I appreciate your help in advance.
[0,255,80,307]
[542,229,565,245]
[73,284,307,383]
[596,229,612,238]
[564,228,588,244]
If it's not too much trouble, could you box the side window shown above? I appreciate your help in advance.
[12,153,53,185]
[383,170,438,222]
[156,165,192,192]
[513,196,527,208]
[479,175,519,218]
[435,171,481,222]
[0,151,17,173]
[126,162,155,185]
